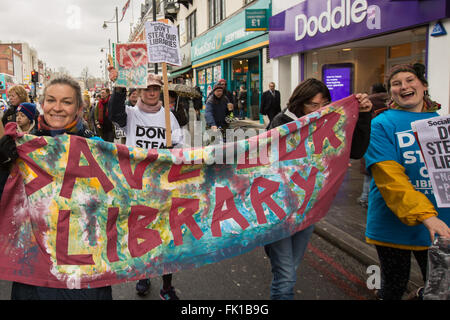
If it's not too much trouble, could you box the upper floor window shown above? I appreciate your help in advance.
[187,10,197,42]
[208,0,225,27]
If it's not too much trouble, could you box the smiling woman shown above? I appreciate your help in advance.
[40,76,84,131]
[0,75,111,299]
[365,63,450,300]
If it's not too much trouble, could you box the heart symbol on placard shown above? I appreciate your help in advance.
[126,48,147,67]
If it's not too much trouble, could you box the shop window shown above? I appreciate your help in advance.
[187,10,196,42]
[208,0,225,27]
[389,43,411,59]
[304,27,427,95]
[233,59,249,74]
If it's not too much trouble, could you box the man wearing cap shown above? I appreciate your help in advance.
[16,102,37,133]
[207,79,234,105]
[108,68,183,300]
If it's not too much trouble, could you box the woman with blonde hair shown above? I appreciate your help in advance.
[2,85,30,125]
[0,75,110,300]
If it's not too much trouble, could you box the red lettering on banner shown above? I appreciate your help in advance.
[168,164,201,183]
[169,197,203,246]
[211,186,250,237]
[291,167,319,215]
[117,144,158,189]
[128,205,162,257]
[106,207,120,263]
[60,136,114,199]
[56,210,94,265]
[279,122,309,161]
[312,112,342,154]
[250,177,287,224]
[17,137,53,195]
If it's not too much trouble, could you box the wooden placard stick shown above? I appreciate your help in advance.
[162,62,172,148]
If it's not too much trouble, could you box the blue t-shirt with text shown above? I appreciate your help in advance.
[365,109,450,247]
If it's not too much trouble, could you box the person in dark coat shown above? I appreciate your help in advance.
[1,85,30,126]
[205,83,231,130]
[192,86,203,121]
[261,82,281,123]
[264,78,373,300]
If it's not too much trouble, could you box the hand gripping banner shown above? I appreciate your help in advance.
[0,96,359,289]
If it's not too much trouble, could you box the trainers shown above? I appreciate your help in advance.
[160,286,180,300]
[136,279,151,296]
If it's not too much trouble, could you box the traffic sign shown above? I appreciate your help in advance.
[431,21,447,37]
[245,9,268,31]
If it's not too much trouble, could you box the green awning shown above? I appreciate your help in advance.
[169,66,192,78]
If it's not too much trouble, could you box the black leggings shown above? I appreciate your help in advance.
[375,245,428,300]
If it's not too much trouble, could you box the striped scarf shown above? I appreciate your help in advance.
[374,96,441,117]
[37,115,84,137]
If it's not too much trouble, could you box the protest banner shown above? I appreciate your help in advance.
[114,43,149,88]
[145,21,182,148]
[412,115,450,208]
[0,96,359,289]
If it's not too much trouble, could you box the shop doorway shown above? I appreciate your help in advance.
[232,53,260,120]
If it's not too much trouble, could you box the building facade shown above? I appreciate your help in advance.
[129,0,273,120]
[269,0,450,114]
[190,0,272,120]
[0,42,43,98]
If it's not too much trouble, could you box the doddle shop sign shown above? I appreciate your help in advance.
[269,0,450,59]
[295,0,380,41]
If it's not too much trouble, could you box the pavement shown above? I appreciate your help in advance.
[236,117,424,295]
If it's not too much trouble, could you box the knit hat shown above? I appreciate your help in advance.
[385,63,440,112]
[17,102,37,121]
[385,63,428,93]
[212,83,225,92]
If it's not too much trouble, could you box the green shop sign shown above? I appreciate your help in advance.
[191,0,270,63]
[245,9,268,31]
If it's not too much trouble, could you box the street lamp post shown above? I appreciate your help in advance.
[153,0,158,74]
[103,6,120,43]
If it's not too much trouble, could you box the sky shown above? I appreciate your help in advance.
[0,0,144,79]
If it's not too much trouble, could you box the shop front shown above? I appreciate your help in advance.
[191,0,271,119]
[269,0,450,113]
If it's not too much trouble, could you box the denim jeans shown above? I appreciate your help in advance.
[359,174,371,202]
[238,108,245,119]
[264,225,314,300]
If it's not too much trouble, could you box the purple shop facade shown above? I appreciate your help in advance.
[269,0,450,59]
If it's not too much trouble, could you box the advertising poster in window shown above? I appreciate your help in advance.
[322,64,354,102]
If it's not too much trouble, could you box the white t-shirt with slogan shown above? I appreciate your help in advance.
[122,105,184,149]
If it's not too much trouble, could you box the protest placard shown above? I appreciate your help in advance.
[114,43,148,88]
[144,21,182,148]
[145,21,181,66]
[412,115,450,207]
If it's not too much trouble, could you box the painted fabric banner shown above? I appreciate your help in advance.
[0,96,359,289]
[115,43,148,88]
